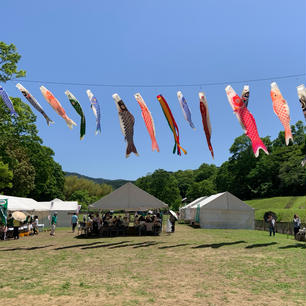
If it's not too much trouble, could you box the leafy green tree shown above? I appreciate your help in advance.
[0,96,65,199]
[136,169,181,209]
[0,160,13,189]
[69,190,98,210]
[173,169,194,199]
[28,144,65,200]
[0,41,26,82]
[186,179,216,202]
[64,176,112,205]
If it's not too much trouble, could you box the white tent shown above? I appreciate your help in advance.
[180,196,207,222]
[0,195,47,212]
[195,192,254,229]
[38,198,79,227]
[0,195,78,227]
[89,182,168,211]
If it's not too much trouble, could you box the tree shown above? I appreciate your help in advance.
[0,160,13,189]
[136,169,182,209]
[69,190,98,210]
[186,179,216,202]
[0,96,65,199]
[173,170,194,199]
[0,42,26,82]
[64,176,112,208]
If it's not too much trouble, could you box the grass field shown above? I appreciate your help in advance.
[245,196,306,222]
[0,225,305,306]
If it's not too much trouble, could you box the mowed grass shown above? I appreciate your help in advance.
[0,225,305,306]
[246,196,306,222]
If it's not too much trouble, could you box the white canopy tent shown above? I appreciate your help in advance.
[89,182,168,211]
[194,192,254,229]
[179,196,207,222]
[0,195,47,212]
[0,195,78,227]
[38,198,79,227]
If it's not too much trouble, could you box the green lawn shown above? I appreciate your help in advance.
[246,196,306,222]
[0,224,305,306]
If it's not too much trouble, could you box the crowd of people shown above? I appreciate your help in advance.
[0,214,39,240]
[78,211,163,236]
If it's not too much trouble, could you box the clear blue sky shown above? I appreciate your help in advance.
[2,0,306,180]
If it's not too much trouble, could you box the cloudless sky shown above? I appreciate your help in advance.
[2,0,306,180]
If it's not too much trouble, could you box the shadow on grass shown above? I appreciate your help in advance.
[191,240,246,249]
[245,242,277,249]
[55,241,104,250]
[158,243,190,249]
[108,241,161,249]
[279,243,306,249]
[81,241,131,250]
[133,241,159,248]
[0,244,54,251]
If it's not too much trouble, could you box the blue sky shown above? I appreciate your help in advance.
[2,0,305,180]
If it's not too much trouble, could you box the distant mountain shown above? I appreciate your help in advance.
[65,171,132,189]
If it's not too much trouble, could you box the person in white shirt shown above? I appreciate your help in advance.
[269,215,276,236]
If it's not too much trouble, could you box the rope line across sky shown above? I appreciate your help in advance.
[8,73,305,88]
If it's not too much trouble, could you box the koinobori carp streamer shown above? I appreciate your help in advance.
[86,90,101,135]
[241,85,250,108]
[157,94,186,155]
[65,90,86,140]
[40,86,77,129]
[199,92,214,158]
[16,83,54,126]
[113,93,139,158]
[297,84,306,166]
[270,82,293,145]
[225,85,268,158]
[0,86,17,117]
[177,91,195,129]
[134,93,159,152]
[297,84,306,121]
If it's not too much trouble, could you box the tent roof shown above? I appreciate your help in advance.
[197,192,254,211]
[39,199,78,211]
[89,182,168,211]
[180,196,207,210]
[0,195,47,211]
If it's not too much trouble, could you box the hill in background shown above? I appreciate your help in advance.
[246,196,306,222]
[65,171,131,189]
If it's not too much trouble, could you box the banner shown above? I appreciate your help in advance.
[0,199,8,225]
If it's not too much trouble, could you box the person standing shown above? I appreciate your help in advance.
[269,215,276,237]
[13,218,20,239]
[71,213,78,233]
[50,212,57,236]
[33,216,39,235]
[293,214,301,239]
[169,214,176,233]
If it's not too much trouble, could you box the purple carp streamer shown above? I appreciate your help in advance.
[177,91,195,130]
[16,83,54,125]
[86,90,101,135]
[0,86,17,117]
[297,84,306,166]
[113,93,139,158]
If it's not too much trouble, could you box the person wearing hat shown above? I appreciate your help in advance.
[50,212,57,236]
